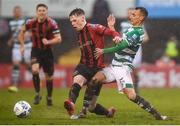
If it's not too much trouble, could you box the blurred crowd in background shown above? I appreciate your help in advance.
[1,0,180,89]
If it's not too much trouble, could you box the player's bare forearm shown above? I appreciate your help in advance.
[42,33,62,45]
[18,25,26,46]
[50,33,62,44]
[7,37,13,47]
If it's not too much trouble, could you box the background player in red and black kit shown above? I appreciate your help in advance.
[19,3,62,106]
[64,8,121,118]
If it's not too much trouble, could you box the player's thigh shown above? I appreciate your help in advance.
[42,58,54,77]
[92,71,106,83]
[113,65,134,91]
[101,66,116,83]
[12,47,22,63]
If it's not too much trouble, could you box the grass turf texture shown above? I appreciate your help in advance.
[0,88,180,125]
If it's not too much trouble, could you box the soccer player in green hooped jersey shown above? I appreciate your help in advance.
[89,7,167,120]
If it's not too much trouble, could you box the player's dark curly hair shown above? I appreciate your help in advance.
[36,3,48,10]
[135,7,148,19]
[69,8,85,17]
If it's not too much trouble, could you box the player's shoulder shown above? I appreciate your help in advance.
[47,17,57,24]
[9,18,25,26]
[87,23,104,29]
[25,17,37,24]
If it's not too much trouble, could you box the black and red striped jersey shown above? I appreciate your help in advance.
[25,17,60,49]
[78,23,120,68]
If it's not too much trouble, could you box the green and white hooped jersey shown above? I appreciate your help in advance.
[112,26,144,69]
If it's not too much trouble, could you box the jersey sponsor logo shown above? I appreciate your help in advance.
[79,40,93,48]
[89,24,97,28]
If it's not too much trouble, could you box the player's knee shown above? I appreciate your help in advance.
[45,74,53,81]
[32,67,39,74]
[124,89,136,100]
[31,63,40,74]
[91,77,100,85]
[127,92,136,100]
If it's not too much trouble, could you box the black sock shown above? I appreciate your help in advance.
[32,74,40,93]
[83,83,102,108]
[134,74,139,94]
[131,95,162,119]
[91,103,108,115]
[69,83,81,103]
[94,83,102,96]
[46,79,53,98]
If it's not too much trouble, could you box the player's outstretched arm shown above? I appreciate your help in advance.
[94,40,128,59]
[103,40,128,53]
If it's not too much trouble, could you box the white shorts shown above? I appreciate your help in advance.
[12,43,32,63]
[132,46,142,68]
[102,64,133,92]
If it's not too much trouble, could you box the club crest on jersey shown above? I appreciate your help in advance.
[90,24,99,28]
[132,34,137,40]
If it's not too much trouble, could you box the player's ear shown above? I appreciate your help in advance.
[139,16,144,22]
[81,15,85,21]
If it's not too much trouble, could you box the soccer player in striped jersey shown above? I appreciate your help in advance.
[8,6,32,92]
[108,8,149,94]
[91,7,167,120]
[19,3,62,106]
[64,8,121,119]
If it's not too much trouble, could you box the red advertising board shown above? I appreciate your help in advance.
[139,64,180,88]
[0,64,73,88]
[1,64,180,88]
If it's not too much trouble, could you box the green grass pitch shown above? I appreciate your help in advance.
[0,87,180,125]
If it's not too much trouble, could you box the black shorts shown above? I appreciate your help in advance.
[73,64,102,81]
[31,48,54,76]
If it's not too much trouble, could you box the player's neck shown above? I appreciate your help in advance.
[38,17,47,23]
[81,21,87,30]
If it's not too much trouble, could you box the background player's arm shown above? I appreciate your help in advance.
[7,36,13,47]
[18,25,26,53]
[18,25,26,45]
